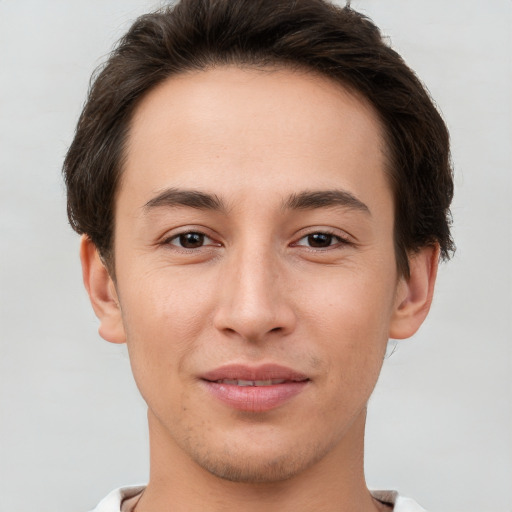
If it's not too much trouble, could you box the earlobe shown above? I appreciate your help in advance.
[389,244,440,340]
[80,235,126,344]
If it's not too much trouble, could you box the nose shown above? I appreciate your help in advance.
[213,244,297,343]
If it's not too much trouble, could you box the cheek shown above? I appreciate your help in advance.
[117,269,215,393]
[120,265,213,337]
[298,265,396,388]
[299,262,396,338]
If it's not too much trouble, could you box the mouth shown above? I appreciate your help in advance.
[201,363,309,383]
[200,364,310,412]
[211,378,293,386]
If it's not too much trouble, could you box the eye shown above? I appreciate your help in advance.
[167,231,215,249]
[294,232,348,249]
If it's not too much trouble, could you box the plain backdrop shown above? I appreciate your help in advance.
[1,1,511,511]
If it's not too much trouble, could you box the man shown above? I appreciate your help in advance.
[64,0,454,510]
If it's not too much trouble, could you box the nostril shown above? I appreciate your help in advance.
[270,327,282,333]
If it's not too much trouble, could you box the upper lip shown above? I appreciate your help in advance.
[201,364,309,382]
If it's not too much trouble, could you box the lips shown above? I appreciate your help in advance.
[200,364,310,412]
[201,363,308,382]
[214,378,288,386]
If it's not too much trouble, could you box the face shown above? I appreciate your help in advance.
[88,66,430,483]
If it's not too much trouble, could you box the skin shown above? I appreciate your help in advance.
[81,66,438,512]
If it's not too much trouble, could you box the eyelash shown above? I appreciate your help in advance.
[293,230,352,250]
[162,231,219,250]
[162,229,352,251]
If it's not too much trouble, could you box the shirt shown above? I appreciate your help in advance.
[89,486,427,511]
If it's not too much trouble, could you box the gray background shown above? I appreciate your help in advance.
[1,1,511,511]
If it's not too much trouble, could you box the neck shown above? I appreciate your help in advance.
[135,408,382,512]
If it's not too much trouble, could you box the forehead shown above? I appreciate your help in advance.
[121,66,390,210]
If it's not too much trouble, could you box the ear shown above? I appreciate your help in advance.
[389,244,440,340]
[80,235,126,344]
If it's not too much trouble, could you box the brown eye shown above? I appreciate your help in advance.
[307,233,334,248]
[294,231,349,250]
[171,232,206,249]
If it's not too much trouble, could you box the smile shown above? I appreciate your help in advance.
[214,379,290,386]
[201,364,310,412]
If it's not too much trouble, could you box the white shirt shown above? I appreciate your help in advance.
[89,486,427,511]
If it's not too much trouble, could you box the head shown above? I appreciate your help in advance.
[64,0,453,279]
[65,0,453,485]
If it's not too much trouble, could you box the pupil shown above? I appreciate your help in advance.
[308,233,332,248]
[180,232,204,248]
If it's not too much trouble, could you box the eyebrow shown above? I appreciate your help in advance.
[143,188,225,212]
[284,189,370,215]
[142,187,370,216]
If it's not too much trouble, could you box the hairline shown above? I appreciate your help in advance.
[103,62,407,279]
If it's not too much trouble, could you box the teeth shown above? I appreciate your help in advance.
[256,379,286,386]
[254,379,273,386]
[216,379,287,386]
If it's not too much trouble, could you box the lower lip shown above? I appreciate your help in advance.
[202,380,309,412]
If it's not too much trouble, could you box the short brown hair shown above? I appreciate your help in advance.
[64,0,454,277]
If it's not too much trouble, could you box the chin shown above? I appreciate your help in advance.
[189,440,330,484]
[200,455,306,484]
